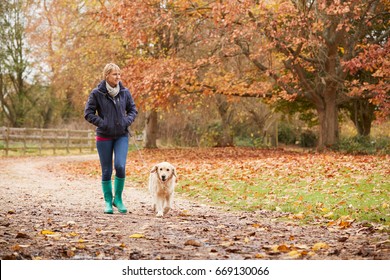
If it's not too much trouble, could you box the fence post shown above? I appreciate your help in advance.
[53,130,56,155]
[39,129,43,155]
[0,127,2,156]
[3,127,9,156]
[79,131,82,153]
[66,129,70,154]
[89,130,94,152]
[22,128,27,155]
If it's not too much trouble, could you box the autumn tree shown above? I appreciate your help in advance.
[28,0,125,126]
[97,0,388,149]
[98,1,281,147]
[343,39,390,135]
[206,0,389,149]
[0,0,36,127]
[98,0,207,148]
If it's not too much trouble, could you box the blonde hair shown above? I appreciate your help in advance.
[102,63,121,80]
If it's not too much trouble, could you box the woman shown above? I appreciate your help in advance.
[84,63,138,214]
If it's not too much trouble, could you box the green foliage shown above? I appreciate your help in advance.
[333,136,390,155]
[278,122,297,145]
[199,121,223,147]
[0,0,34,127]
[278,121,318,148]
[273,95,318,128]
[234,135,267,148]
[300,130,318,148]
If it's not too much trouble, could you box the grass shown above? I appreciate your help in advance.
[176,164,389,225]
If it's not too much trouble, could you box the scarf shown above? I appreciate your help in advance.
[106,82,120,98]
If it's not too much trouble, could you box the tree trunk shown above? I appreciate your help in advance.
[348,99,375,137]
[144,110,158,149]
[316,91,339,150]
[215,95,234,147]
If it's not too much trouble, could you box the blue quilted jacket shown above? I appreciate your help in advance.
[84,80,138,138]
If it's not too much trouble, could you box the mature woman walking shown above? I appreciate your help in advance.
[84,63,138,214]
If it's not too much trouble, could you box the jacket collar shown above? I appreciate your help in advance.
[97,80,124,95]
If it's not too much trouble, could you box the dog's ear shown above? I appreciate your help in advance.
[172,166,177,177]
[151,165,158,173]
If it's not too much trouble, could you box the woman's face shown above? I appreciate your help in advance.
[106,69,121,87]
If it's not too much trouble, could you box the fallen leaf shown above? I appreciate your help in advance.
[272,244,292,253]
[327,220,336,227]
[226,247,241,253]
[289,212,305,220]
[221,241,234,247]
[323,212,334,218]
[184,239,202,247]
[312,242,329,251]
[277,244,291,252]
[179,210,190,216]
[11,244,21,251]
[288,250,301,258]
[40,230,55,235]
[16,232,31,239]
[66,250,75,258]
[301,250,309,256]
[337,215,355,229]
[76,244,86,249]
[338,220,352,228]
[129,233,145,238]
[316,202,324,208]
[338,236,349,242]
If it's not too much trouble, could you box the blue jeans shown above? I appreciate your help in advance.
[96,135,129,181]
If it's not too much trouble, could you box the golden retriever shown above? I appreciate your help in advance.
[148,162,176,217]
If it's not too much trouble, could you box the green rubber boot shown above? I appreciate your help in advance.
[113,176,127,213]
[102,180,113,214]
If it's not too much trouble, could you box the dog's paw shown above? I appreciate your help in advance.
[156,212,163,217]
[163,207,171,215]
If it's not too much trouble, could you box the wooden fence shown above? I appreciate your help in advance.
[0,127,95,156]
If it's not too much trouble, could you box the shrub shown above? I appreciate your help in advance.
[300,130,318,147]
[199,122,222,147]
[278,122,297,145]
[334,136,390,155]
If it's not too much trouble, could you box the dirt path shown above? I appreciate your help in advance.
[0,155,388,260]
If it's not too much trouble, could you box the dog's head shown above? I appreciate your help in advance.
[151,162,176,182]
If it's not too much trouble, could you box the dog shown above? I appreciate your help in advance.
[148,162,177,217]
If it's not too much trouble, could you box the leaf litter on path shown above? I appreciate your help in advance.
[0,150,389,260]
